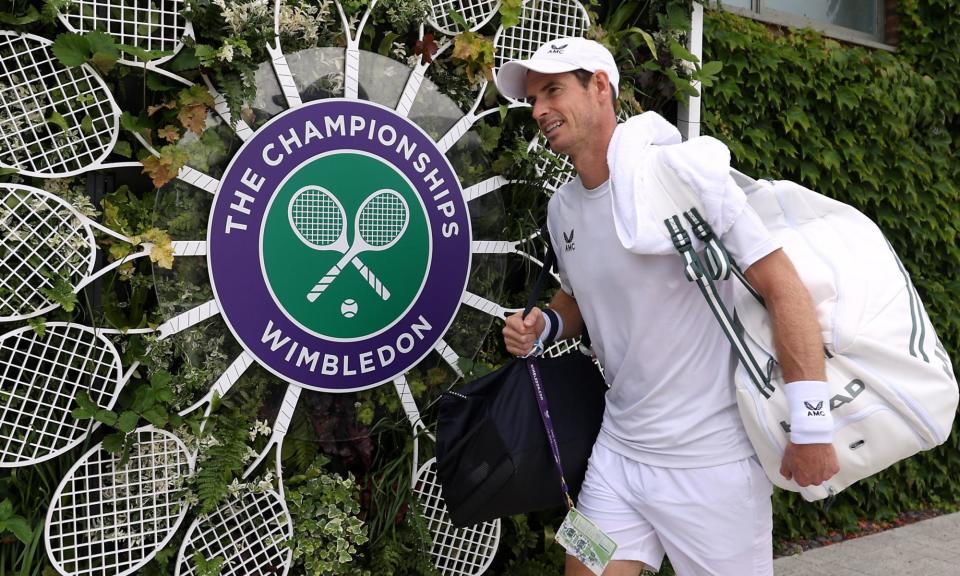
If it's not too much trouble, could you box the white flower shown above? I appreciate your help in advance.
[249,419,271,440]
[218,44,235,63]
[227,477,243,496]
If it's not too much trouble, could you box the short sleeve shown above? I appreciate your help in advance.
[721,197,780,271]
[546,194,575,297]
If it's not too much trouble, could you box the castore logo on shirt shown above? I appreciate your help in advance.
[563,229,575,252]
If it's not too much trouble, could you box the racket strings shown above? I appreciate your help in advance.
[493,0,589,74]
[414,465,499,575]
[177,490,290,576]
[429,0,499,32]
[0,35,116,175]
[0,326,118,464]
[358,193,407,247]
[290,190,344,247]
[48,430,190,576]
[61,0,187,56]
[0,186,92,317]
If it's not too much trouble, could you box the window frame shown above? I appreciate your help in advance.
[715,0,895,52]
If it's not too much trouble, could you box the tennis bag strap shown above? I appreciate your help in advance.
[524,229,577,509]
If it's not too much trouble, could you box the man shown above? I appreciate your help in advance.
[497,38,839,575]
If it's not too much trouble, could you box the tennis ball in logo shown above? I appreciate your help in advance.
[341,298,358,318]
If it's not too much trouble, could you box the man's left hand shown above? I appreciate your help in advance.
[779,442,839,487]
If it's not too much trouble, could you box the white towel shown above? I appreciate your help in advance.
[607,112,747,255]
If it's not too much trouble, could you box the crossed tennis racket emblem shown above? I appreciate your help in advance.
[288,185,410,302]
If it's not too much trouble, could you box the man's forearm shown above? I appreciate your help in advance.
[745,250,824,382]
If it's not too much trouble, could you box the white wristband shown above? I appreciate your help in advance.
[538,308,563,344]
[785,380,834,444]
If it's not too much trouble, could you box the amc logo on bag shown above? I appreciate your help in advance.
[207,99,471,392]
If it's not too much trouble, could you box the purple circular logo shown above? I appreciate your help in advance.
[208,99,471,392]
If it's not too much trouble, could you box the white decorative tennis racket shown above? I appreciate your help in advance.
[56,2,253,139]
[0,183,205,321]
[267,0,302,109]
[289,185,393,301]
[0,301,219,468]
[0,31,224,190]
[492,0,591,103]
[393,375,501,575]
[427,0,501,35]
[305,188,409,302]
[436,0,589,153]
[44,351,256,576]
[174,384,302,576]
[58,0,189,67]
[335,0,380,99]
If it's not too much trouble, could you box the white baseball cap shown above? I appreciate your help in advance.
[496,37,620,101]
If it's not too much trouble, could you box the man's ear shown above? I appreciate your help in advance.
[593,70,613,100]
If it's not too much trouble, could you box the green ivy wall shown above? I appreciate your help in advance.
[702,1,960,539]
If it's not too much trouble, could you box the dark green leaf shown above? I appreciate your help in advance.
[52,33,90,67]
[94,409,118,427]
[117,411,140,433]
[141,407,168,428]
[113,140,133,158]
[46,111,70,133]
[6,517,33,545]
[447,9,469,30]
[102,432,125,453]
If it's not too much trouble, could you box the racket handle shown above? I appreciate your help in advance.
[204,77,255,140]
[171,241,207,256]
[350,257,390,300]
[437,114,473,154]
[272,385,302,436]
[157,300,220,340]
[243,385,302,479]
[463,175,509,202]
[396,64,426,118]
[433,339,464,379]
[306,263,343,301]
[267,42,303,108]
[178,165,220,195]
[344,44,360,99]
[462,291,519,318]
[392,376,423,431]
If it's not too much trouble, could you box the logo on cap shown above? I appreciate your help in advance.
[548,43,568,54]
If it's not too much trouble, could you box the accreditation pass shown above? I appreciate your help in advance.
[556,507,618,575]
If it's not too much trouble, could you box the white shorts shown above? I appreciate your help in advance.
[575,443,773,575]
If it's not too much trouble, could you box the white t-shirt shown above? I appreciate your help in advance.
[547,176,779,468]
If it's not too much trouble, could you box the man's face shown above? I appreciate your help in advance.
[526,70,602,157]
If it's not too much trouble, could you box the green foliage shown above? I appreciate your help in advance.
[38,275,78,312]
[702,4,960,540]
[286,459,371,576]
[0,499,32,545]
[191,552,225,576]
[71,370,184,461]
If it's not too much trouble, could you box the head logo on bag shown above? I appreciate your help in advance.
[207,100,471,392]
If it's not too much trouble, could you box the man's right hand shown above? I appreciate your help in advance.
[502,307,545,356]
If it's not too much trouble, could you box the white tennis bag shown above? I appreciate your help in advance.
[653,164,959,501]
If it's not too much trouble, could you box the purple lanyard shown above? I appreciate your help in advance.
[526,356,575,510]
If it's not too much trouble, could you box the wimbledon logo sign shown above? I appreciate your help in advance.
[208,99,471,392]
